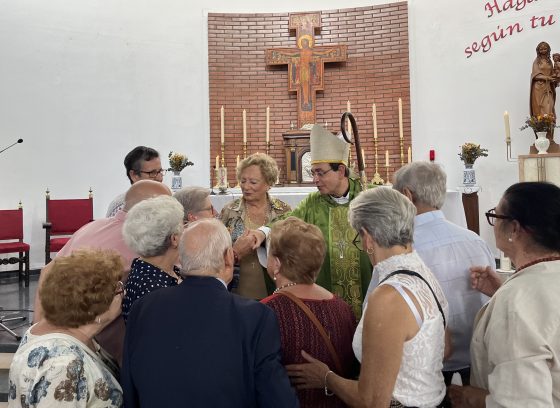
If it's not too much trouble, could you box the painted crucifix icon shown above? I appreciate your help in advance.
[266,12,347,129]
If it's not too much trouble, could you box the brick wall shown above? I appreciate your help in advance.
[208,2,410,185]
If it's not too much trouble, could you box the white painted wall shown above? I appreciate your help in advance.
[0,0,558,269]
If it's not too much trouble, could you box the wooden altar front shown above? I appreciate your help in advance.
[282,130,312,185]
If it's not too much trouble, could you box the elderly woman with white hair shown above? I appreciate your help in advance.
[121,195,184,322]
[288,187,448,407]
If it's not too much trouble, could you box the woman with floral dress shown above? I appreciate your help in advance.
[9,249,124,407]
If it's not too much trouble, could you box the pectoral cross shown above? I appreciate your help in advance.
[335,238,348,259]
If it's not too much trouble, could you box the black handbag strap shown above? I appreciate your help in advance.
[379,269,446,329]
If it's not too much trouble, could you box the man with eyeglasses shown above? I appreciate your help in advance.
[106,146,166,217]
[252,124,372,318]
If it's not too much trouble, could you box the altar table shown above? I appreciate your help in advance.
[211,187,467,229]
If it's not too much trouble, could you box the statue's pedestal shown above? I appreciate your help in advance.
[518,153,560,187]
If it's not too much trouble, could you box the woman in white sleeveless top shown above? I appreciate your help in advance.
[287,187,448,407]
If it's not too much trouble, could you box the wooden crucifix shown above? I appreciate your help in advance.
[266,12,347,129]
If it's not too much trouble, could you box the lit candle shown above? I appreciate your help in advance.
[362,148,366,168]
[385,150,389,167]
[220,106,225,144]
[236,154,240,168]
[398,98,403,140]
[504,111,511,143]
[372,103,378,140]
[266,106,270,143]
[243,109,247,144]
[215,155,219,169]
[408,146,411,163]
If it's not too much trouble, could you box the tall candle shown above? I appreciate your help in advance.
[372,103,378,140]
[236,155,240,168]
[385,150,389,167]
[407,146,412,163]
[242,109,247,144]
[220,106,225,144]
[266,106,270,143]
[504,111,511,143]
[215,155,219,169]
[398,98,403,140]
[362,148,366,168]
[347,100,351,112]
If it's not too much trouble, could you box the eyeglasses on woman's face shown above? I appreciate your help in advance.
[485,207,514,226]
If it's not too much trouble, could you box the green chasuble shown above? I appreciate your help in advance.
[282,178,372,317]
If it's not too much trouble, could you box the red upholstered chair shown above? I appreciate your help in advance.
[43,189,94,264]
[0,204,30,286]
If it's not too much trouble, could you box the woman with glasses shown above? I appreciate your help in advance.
[449,182,560,407]
[121,195,184,323]
[9,249,124,407]
[261,217,357,408]
[220,153,291,299]
[288,187,448,407]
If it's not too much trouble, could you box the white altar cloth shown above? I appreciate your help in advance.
[211,187,467,229]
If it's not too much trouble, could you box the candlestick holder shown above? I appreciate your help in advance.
[371,172,384,186]
[266,141,270,156]
[385,165,392,186]
[505,139,517,162]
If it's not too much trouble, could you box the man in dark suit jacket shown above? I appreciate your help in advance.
[122,218,299,408]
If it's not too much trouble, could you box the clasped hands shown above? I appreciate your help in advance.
[232,229,266,260]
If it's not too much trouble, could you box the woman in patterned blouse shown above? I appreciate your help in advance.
[9,249,124,407]
[121,195,184,322]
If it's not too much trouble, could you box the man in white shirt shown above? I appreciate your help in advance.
[393,161,495,391]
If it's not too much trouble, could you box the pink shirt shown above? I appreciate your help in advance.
[56,210,137,281]
[55,209,137,365]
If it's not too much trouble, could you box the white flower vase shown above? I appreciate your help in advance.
[171,171,182,192]
[534,131,550,154]
[463,163,476,186]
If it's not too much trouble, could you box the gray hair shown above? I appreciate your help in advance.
[173,186,210,219]
[393,161,447,209]
[123,195,184,257]
[349,187,416,248]
[179,218,232,277]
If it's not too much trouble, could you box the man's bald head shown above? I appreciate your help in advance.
[124,180,172,211]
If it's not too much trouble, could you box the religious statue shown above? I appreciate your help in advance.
[529,41,559,152]
[531,42,556,118]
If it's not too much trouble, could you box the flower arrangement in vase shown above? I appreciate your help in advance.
[520,114,558,154]
[458,142,488,187]
[520,114,557,135]
[458,143,488,166]
[168,151,194,192]
[168,151,194,173]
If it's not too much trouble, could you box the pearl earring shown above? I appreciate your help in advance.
[96,317,102,324]
[508,237,513,242]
